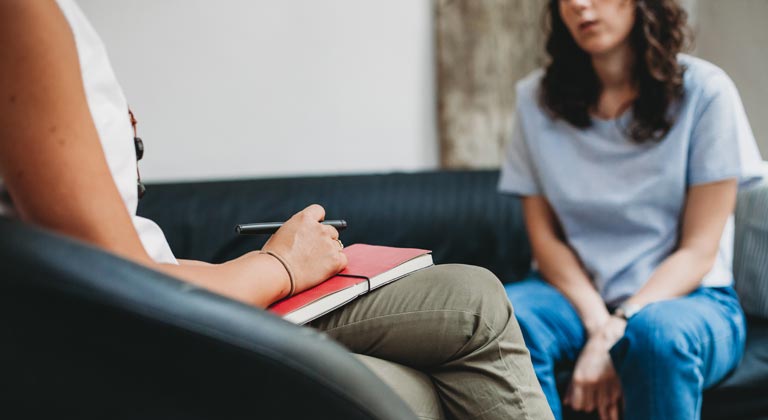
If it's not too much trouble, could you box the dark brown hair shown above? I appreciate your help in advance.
[540,0,690,142]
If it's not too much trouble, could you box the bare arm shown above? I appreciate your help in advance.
[0,1,345,308]
[625,179,738,307]
[524,195,623,415]
[563,179,738,416]
[525,180,736,418]
[523,196,610,334]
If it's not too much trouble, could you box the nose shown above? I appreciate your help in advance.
[563,0,591,12]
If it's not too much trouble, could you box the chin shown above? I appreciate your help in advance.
[577,38,622,57]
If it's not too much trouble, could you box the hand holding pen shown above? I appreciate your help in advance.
[252,205,348,299]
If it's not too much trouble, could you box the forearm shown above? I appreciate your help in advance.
[626,247,713,307]
[626,181,737,308]
[154,252,290,308]
[523,196,610,334]
[535,239,610,334]
[177,259,214,267]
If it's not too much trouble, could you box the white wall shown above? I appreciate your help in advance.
[78,0,438,182]
[78,0,766,182]
[694,0,768,157]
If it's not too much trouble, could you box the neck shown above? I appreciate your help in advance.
[591,42,635,90]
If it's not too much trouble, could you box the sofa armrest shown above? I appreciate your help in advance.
[0,217,417,420]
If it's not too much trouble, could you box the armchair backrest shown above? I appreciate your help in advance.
[0,217,417,420]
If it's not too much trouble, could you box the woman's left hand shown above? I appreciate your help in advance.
[564,316,627,420]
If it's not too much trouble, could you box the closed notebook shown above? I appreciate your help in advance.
[269,244,433,325]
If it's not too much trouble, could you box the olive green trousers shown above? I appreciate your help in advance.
[311,264,554,420]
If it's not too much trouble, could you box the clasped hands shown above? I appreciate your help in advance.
[564,316,627,420]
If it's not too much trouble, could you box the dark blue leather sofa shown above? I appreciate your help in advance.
[2,170,766,419]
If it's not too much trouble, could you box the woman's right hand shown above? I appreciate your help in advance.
[262,204,348,295]
[564,319,624,420]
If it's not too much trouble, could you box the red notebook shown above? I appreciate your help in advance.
[269,244,433,325]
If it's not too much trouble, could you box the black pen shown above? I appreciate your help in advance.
[236,219,348,235]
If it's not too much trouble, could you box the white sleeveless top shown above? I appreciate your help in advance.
[0,0,177,264]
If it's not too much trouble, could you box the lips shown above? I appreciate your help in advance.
[578,20,599,31]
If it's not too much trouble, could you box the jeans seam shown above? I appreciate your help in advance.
[651,325,659,417]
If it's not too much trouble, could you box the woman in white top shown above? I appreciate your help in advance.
[0,1,554,419]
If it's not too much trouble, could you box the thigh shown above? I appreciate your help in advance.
[310,264,512,368]
[505,276,586,363]
[612,287,746,388]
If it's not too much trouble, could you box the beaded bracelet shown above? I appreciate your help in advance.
[259,250,295,298]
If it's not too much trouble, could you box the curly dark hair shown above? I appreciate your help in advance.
[540,0,690,142]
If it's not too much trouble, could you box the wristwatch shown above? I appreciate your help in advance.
[612,302,645,320]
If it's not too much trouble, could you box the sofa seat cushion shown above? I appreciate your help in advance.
[702,318,768,419]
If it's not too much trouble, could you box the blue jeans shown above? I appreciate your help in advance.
[505,275,746,420]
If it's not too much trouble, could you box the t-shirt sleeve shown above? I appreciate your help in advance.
[498,109,541,196]
[687,71,764,188]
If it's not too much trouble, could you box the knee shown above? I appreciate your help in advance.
[614,304,695,373]
[503,279,567,338]
[431,264,512,336]
[504,279,564,319]
[431,264,507,300]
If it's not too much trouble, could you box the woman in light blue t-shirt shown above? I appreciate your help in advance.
[500,0,764,419]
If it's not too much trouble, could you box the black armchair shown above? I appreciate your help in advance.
[0,217,417,420]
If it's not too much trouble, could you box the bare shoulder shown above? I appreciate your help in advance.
[0,0,80,109]
[0,0,85,175]
[0,0,71,39]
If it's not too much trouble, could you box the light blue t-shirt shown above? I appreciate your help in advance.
[499,54,764,305]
